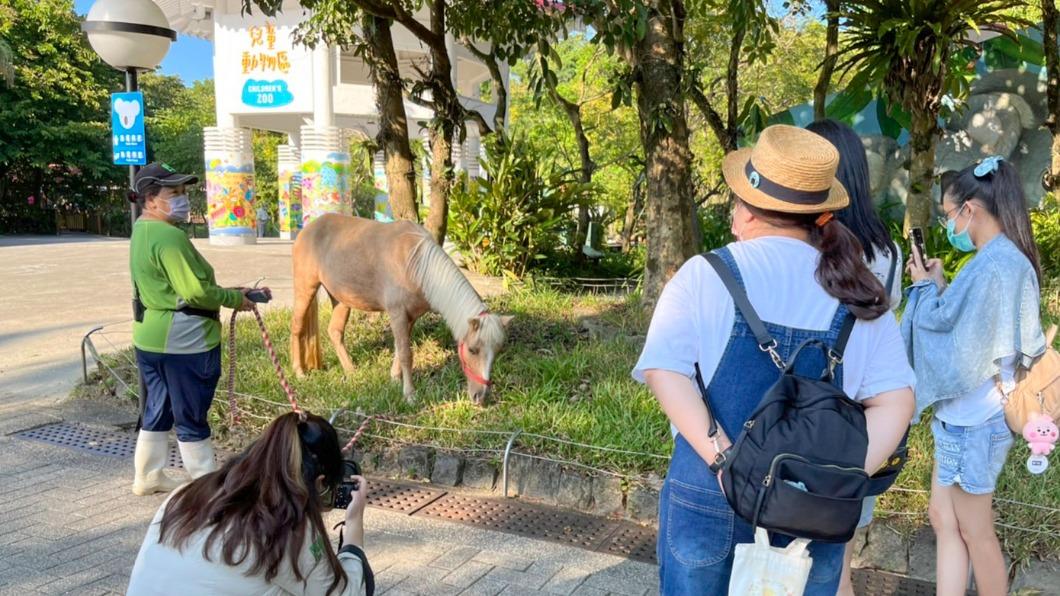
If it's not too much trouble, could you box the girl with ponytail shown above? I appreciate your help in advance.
[634,125,915,594]
[807,118,905,596]
[903,157,1046,596]
[127,412,373,595]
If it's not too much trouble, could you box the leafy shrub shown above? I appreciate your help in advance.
[447,134,594,278]
[1032,193,1060,278]
[700,201,734,251]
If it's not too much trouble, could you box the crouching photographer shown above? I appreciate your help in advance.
[128,412,373,596]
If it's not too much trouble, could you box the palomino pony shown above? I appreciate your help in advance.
[291,214,512,404]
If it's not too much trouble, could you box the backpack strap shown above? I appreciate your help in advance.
[700,252,784,368]
[833,311,856,360]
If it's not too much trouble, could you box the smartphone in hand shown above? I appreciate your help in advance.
[910,227,927,268]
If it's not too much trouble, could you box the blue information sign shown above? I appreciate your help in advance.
[111,92,147,166]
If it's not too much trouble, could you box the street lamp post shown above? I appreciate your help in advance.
[82,0,176,424]
[81,0,176,229]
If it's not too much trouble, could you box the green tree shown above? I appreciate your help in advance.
[836,0,1027,231]
[567,0,700,306]
[0,0,124,231]
[511,34,643,251]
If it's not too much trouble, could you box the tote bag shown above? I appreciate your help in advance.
[728,528,813,596]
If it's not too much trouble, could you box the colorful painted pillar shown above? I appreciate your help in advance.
[203,127,256,245]
[299,125,351,225]
[277,144,302,240]
[371,151,394,222]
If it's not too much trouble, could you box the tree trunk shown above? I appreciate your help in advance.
[621,174,644,253]
[421,0,460,245]
[1042,0,1060,191]
[365,15,419,222]
[905,114,937,232]
[724,24,744,152]
[813,0,839,121]
[545,61,595,259]
[634,2,698,308]
[424,122,454,244]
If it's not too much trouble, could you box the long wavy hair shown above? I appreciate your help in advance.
[943,159,1042,282]
[806,119,894,264]
[740,199,890,320]
[158,412,347,594]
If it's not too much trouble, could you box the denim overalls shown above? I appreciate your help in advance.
[657,248,848,594]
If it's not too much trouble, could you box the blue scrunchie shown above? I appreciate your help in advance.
[974,155,1003,178]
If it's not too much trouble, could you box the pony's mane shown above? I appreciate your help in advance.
[407,234,486,340]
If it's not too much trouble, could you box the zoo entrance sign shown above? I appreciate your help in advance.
[214,13,311,115]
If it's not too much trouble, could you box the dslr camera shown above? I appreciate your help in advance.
[332,459,362,509]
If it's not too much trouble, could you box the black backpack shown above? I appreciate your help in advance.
[695,252,871,543]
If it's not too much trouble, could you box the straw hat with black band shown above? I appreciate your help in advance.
[722,124,849,216]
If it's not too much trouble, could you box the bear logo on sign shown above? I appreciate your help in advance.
[114,98,141,129]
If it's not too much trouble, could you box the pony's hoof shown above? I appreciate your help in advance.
[403,391,416,404]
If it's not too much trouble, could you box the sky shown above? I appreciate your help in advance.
[75,0,214,84]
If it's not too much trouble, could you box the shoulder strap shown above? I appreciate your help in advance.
[700,252,776,351]
[883,240,899,297]
[832,312,856,361]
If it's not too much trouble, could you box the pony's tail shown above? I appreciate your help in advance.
[300,296,321,371]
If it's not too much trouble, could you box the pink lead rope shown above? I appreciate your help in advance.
[227,305,304,426]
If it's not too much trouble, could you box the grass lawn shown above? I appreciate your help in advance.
[88,285,1060,564]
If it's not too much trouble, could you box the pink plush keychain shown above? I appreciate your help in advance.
[1022,413,1059,474]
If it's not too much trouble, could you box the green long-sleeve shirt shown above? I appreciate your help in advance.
[130,219,244,354]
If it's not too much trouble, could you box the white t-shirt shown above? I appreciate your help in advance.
[633,237,916,405]
[934,355,1017,426]
[867,242,903,311]
[127,494,367,596]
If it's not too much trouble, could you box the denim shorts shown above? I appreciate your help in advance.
[857,496,876,529]
[931,411,1013,495]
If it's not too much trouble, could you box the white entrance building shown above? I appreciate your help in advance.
[155,0,504,244]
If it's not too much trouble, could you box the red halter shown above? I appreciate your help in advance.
[459,312,492,387]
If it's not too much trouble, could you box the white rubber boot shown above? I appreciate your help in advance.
[178,438,217,479]
[132,431,182,496]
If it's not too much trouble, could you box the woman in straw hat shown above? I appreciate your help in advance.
[633,125,915,594]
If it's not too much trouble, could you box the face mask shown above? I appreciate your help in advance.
[165,194,191,223]
[945,205,976,252]
[731,205,746,241]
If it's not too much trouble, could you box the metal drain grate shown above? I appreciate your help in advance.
[599,523,657,564]
[853,569,970,595]
[14,422,137,459]
[14,422,192,468]
[418,493,617,550]
[367,480,447,514]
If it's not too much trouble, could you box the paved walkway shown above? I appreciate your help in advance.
[0,402,658,596]
[0,234,654,596]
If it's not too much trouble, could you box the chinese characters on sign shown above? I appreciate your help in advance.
[242,23,290,75]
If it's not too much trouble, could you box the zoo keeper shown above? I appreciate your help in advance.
[128,162,257,496]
